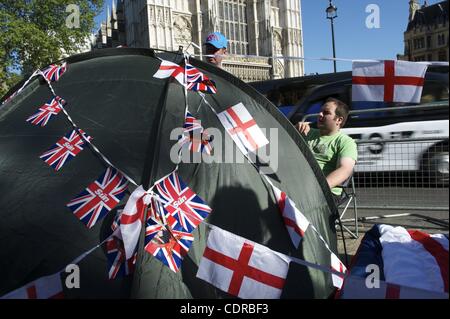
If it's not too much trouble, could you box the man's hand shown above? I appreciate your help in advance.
[296,122,311,135]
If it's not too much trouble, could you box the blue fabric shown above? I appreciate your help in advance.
[349,225,385,281]
[204,32,228,49]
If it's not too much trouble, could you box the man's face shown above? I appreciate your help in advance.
[205,44,226,67]
[317,102,343,130]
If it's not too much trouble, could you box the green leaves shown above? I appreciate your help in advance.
[0,0,104,97]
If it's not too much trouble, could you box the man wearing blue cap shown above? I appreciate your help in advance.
[204,32,228,68]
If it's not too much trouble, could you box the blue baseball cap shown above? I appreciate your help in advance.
[204,32,228,49]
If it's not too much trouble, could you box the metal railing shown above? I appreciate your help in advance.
[353,137,448,211]
[300,103,449,211]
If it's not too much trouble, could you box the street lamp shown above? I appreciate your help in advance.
[326,0,338,73]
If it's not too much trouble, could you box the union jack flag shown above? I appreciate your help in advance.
[185,63,217,94]
[183,112,203,133]
[144,215,194,272]
[185,63,207,83]
[154,171,211,233]
[178,112,213,155]
[106,236,136,279]
[40,129,92,171]
[186,80,217,94]
[26,96,64,127]
[67,167,129,229]
[41,62,67,82]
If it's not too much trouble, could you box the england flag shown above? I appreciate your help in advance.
[119,185,152,259]
[352,60,428,103]
[338,224,448,299]
[218,102,269,155]
[1,273,64,299]
[153,59,185,85]
[331,252,347,289]
[196,226,290,299]
[271,184,310,248]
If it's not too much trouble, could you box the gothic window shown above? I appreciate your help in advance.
[218,0,249,55]
[438,50,446,61]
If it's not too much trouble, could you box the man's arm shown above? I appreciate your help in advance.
[325,157,355,189]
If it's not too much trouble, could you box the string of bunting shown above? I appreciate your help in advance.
[2,52,440,298]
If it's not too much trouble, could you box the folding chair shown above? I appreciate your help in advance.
[335,174,359,239]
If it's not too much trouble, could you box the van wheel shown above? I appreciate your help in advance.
[421,142,449,186]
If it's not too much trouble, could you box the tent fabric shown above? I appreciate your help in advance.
[0,48,338,298]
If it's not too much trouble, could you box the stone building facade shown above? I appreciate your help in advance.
[120,0,304,81]
[93,0,127,49]
[398,0,449,62]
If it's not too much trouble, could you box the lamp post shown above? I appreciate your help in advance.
[326,0,338,73]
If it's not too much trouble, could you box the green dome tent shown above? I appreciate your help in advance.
[0,48,339,299]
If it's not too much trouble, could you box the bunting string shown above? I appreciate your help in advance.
[36,70,139,187]
[188,52,449,66]
[203,222,345,278]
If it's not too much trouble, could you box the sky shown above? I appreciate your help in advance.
[94,0,438,75]
[301,0,417,75]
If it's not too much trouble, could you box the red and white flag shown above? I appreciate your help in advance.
[331,252,347,289]
[352,60,428,103]
[272,185,310,248]
[340,275,449,299]
[218,103,269,155]
[120,185,152,259]
[153,59,185,85]
[196,226,289,299]
[378,225,448,293]
[1,273,63,299]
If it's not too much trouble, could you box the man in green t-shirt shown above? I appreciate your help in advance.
[296,97,357,203]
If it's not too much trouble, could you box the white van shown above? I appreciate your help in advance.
[252,69,449,185]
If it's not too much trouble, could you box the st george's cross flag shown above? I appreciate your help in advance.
[218,103,269,155]
[1,273,64,299]
[153,171,211,233]
[338,224,448,298]
[41,62,67,82]
[196,226,290,299]
[377,225,448,293]
[352,60,428,103]
[26,96,65,127]
[40,129,92,171]
[271,184,310,249]
[67,167,129,229]
[339,275,449,299]
[119,185,152,259]
[331,252,347,289]
[153,59,185,85]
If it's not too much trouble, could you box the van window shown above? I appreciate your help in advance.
[420,80,449,103]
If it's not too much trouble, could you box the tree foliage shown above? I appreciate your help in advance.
[0,0,104,97]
